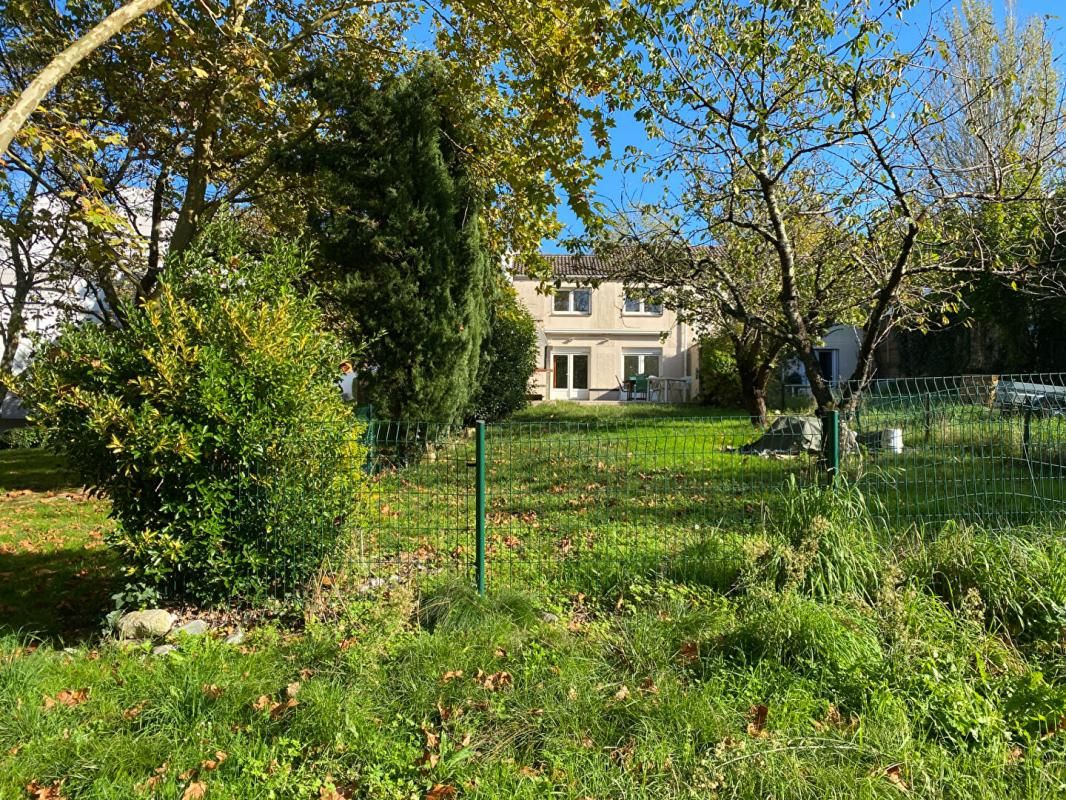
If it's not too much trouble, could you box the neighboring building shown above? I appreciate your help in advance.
[511,254,700,402]
[780,324,864,397]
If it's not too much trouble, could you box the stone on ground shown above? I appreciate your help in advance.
[171,619,211,637]
[116,609,175,640]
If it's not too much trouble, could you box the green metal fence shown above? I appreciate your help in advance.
[263,373,1066,596]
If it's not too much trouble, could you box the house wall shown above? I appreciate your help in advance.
[781,324,864,395]
[513,277,700,401]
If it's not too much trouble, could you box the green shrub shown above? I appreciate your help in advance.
[1004,671,1066,743]
[468,283,538,421]
[20,218,365,601]
[906,523,1066,641]
[697,333,745,408]
[0,426,42,449]
[878,587,1015,749]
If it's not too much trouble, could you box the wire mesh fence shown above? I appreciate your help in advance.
[248,373,1066,596]
[846,373,1066,528]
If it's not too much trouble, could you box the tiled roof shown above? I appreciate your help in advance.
[540,254,611,278]
[515,247,716,280]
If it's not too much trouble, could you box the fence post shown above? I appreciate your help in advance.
[1023,406,1033,461]
[475,419,487,596]
[826,410,841,483]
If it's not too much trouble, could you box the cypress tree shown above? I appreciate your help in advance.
[296,61,491,422]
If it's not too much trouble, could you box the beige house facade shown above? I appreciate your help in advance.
[512,255,700,402]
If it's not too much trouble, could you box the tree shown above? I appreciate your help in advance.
[1,0,642,325]
[469,280,538,421]
[902,0,1066,373]
[0,0,165,156]
[602,191,855,426]
[610,0,1066,417]
[290,62,492,423]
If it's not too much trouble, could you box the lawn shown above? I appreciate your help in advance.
[3,421,1066,798]
[0,450,115,641]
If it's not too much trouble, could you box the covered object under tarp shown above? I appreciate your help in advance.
[741,415,856,454]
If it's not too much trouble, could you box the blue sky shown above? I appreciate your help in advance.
[542,0,1065,252]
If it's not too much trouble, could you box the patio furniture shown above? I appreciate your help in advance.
[626,374,650,401]
[648,376,694,403]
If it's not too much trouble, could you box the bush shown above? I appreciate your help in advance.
[906,523,1066,642]
[697,334,745,408]
[468,283,538,421]
[0,426,42,449]
[20,218,365,601]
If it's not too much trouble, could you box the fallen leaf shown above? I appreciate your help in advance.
[425,785,456,800]
[884,764,908,792]
[678,641,699,665]
[182,781,207,800]
[639,677,659,695]
[746,704,769,737]
[422,724,440,750]
[613,685,630,701]
[200,751,227,771]
[338,638,357,651]
[285,682,300,699]
[25,780,66,799]
[299,668,315,680]
[441,670,464,683]
[135,774,163,793]
[122,704,144,720]
[178,769,197,782]
[42,689,88,710]
[319,786,346,800]
[475,670,512,692]
[415,750,439,770]
[270,698,298,720]
[436,699,453,722]
[202,684,223,700]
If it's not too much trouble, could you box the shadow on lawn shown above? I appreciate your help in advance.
[0,546,117,643]
[0,449,84,492]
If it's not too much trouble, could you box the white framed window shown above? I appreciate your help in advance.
[553,288,592,315]
[622,349,662,378]
[622,296,663,315]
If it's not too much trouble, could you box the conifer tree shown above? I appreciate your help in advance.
[295,62,492,422]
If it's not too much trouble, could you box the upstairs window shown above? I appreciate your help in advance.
[623,296,663,315]
[553,288,591,314]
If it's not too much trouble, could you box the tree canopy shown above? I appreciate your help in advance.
[603,0,1066,412]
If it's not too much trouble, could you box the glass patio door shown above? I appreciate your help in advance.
[551,351,589,400]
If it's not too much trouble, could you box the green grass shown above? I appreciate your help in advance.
[4,419,1066,797]
[359,407,1066,586]
[0,449,116,642]
[511,400,745,421]
[2,572,1065,798]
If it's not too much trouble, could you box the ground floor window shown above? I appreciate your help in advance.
[622,349,662,378]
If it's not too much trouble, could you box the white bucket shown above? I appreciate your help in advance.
[882,428,903,454]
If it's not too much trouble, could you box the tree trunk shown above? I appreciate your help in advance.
[731,329,782,427]
[738,366,769,427]
[0,0,167,157]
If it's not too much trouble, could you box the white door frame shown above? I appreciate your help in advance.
[550,348,591,400]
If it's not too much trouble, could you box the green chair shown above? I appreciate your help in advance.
[628,374,650,401]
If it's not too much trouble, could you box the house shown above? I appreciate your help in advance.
[511,254,700,402]
[780,324,865,397]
